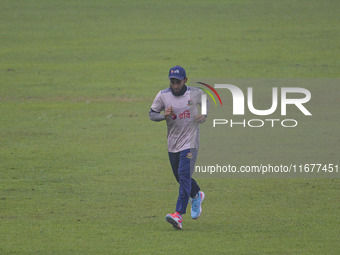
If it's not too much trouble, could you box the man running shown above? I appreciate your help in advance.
[149,65,207,230]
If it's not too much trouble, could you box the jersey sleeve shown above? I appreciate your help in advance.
[150,91,165,113]
[195,87,210,116]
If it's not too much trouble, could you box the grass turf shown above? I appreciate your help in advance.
[1,0,339,254]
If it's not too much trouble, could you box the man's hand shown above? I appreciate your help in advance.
[164,106,173,119]
[195,114,207,124]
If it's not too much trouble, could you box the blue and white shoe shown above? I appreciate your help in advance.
[190,191,205,219]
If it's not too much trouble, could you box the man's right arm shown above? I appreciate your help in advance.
[149,91,166,122]
[149,108,166,122]
[149,106,173,122]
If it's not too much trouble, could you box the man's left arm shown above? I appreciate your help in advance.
[195,114,207,124]
[195,89,209,124]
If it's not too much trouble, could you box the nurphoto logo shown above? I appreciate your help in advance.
[198,83,312,128]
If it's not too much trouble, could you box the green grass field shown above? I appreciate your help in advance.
[1,0,339,254]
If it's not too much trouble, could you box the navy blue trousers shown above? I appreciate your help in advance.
[168,148,200,214]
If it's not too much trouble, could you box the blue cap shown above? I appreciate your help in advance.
[168,65,186,80]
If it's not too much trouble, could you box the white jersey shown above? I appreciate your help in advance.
[151,86,204,153]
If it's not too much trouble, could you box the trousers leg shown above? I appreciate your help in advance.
[168,149,200,214]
